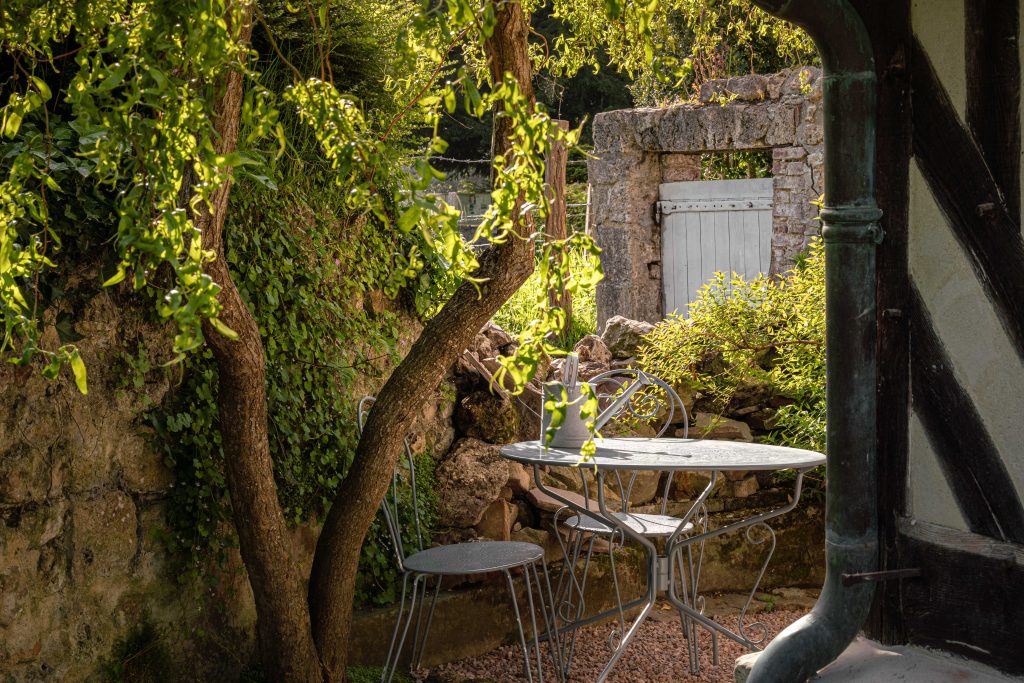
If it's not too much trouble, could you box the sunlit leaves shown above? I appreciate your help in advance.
[494,231,603,393]
[1,0,604,405]
[1,0,258,381]
[639,238,826,451]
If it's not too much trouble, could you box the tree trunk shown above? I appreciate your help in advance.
[545,119,572,325]
[307,3,536,680]
[196,5,323,681]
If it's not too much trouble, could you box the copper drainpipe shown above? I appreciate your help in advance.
[743,1,883,681]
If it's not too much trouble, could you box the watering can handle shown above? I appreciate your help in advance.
[592,371,651,432]
[562,353,579,386]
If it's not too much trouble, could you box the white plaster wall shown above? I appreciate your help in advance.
[907,412,969,532]
[908,160,1024,525]
[912,0,966,118]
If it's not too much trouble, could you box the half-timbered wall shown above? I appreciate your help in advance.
[894,0,1024,672]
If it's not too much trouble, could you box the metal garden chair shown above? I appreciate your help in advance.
[549,369,714,676]
[358,397,562,683]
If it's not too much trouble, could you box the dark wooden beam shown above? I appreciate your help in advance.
[966,0,1021,223]
[852,0,912,646]
[911,38,1024,362]
[899,518,1024,675]
[910,285,1024,543]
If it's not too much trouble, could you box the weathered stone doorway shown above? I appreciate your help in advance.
[587,67,825,328]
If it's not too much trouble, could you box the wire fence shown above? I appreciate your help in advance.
[413,155,589,166]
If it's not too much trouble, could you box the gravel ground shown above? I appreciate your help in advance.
[420,603,809,683]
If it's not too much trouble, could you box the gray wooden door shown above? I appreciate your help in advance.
[658,178,773,315]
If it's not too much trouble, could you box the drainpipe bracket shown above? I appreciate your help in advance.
[840,568,921,587]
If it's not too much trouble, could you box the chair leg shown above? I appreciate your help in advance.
[382,573,424,683]
[555,527,587,626]
[562,532,598,675]
[413,577,442,669]
[693,508,718,667]
[504,569,535,683]
[536,558,566,683]
[522,562,545,683]
[675,549,699,675]
[606,529,626,652]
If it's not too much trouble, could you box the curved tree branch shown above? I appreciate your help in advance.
[307,2,537,679]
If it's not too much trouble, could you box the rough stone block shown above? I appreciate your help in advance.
[506,461,533,495]
[474,498,512,541]
[118,431,174,494]
[454,390,519,444]
[660,153,701,182]
[72,491,137,588]
[730,474,761,498]
[437,439,510,528]
[601,316,655,359]
[773,146,807,161]
[510,527,562,564]
[0,441,50,503]
[573,334,612,365]
[628,470,664,506]
[692,412,754,442]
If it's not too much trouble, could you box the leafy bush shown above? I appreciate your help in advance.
[638,238,825,451]
[493,244,598,352]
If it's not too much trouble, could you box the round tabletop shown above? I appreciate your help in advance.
[499,437,824,472]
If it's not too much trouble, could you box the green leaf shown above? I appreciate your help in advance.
[70,351,88,395]
[3,110,23,138]
[209,317,239,341]
[98,61,132,91]
[41,356,61,380]
[102,267,127,287]
[30,76,51,101]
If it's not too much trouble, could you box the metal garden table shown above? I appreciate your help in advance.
[499,437,824,682]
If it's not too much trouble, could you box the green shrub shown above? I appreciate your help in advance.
[638,238,825,452]
[493,245,598,352]
[347,665,411,683]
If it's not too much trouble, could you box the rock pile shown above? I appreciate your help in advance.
[434,316,792,559]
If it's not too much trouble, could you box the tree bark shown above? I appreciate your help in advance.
[196,5,323,681]
[545,119,571,324]
[307,3,536,680]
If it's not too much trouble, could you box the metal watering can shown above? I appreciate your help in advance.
[540,353,653,448]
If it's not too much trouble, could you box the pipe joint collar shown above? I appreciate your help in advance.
[820,205,884,244]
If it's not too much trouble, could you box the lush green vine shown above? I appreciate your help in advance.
[149,176,437,604]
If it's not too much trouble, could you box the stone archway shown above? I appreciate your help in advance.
[587,67,824,328]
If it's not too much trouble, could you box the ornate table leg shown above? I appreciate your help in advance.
[737,521,777,647]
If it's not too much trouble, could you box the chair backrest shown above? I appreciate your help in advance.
[577,369,689,514]
[588,369,688,439]
[358,396,424,572]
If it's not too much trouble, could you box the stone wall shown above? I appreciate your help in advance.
[589,67,824,329]
[0,293,250,681]
[0,286,450,681]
